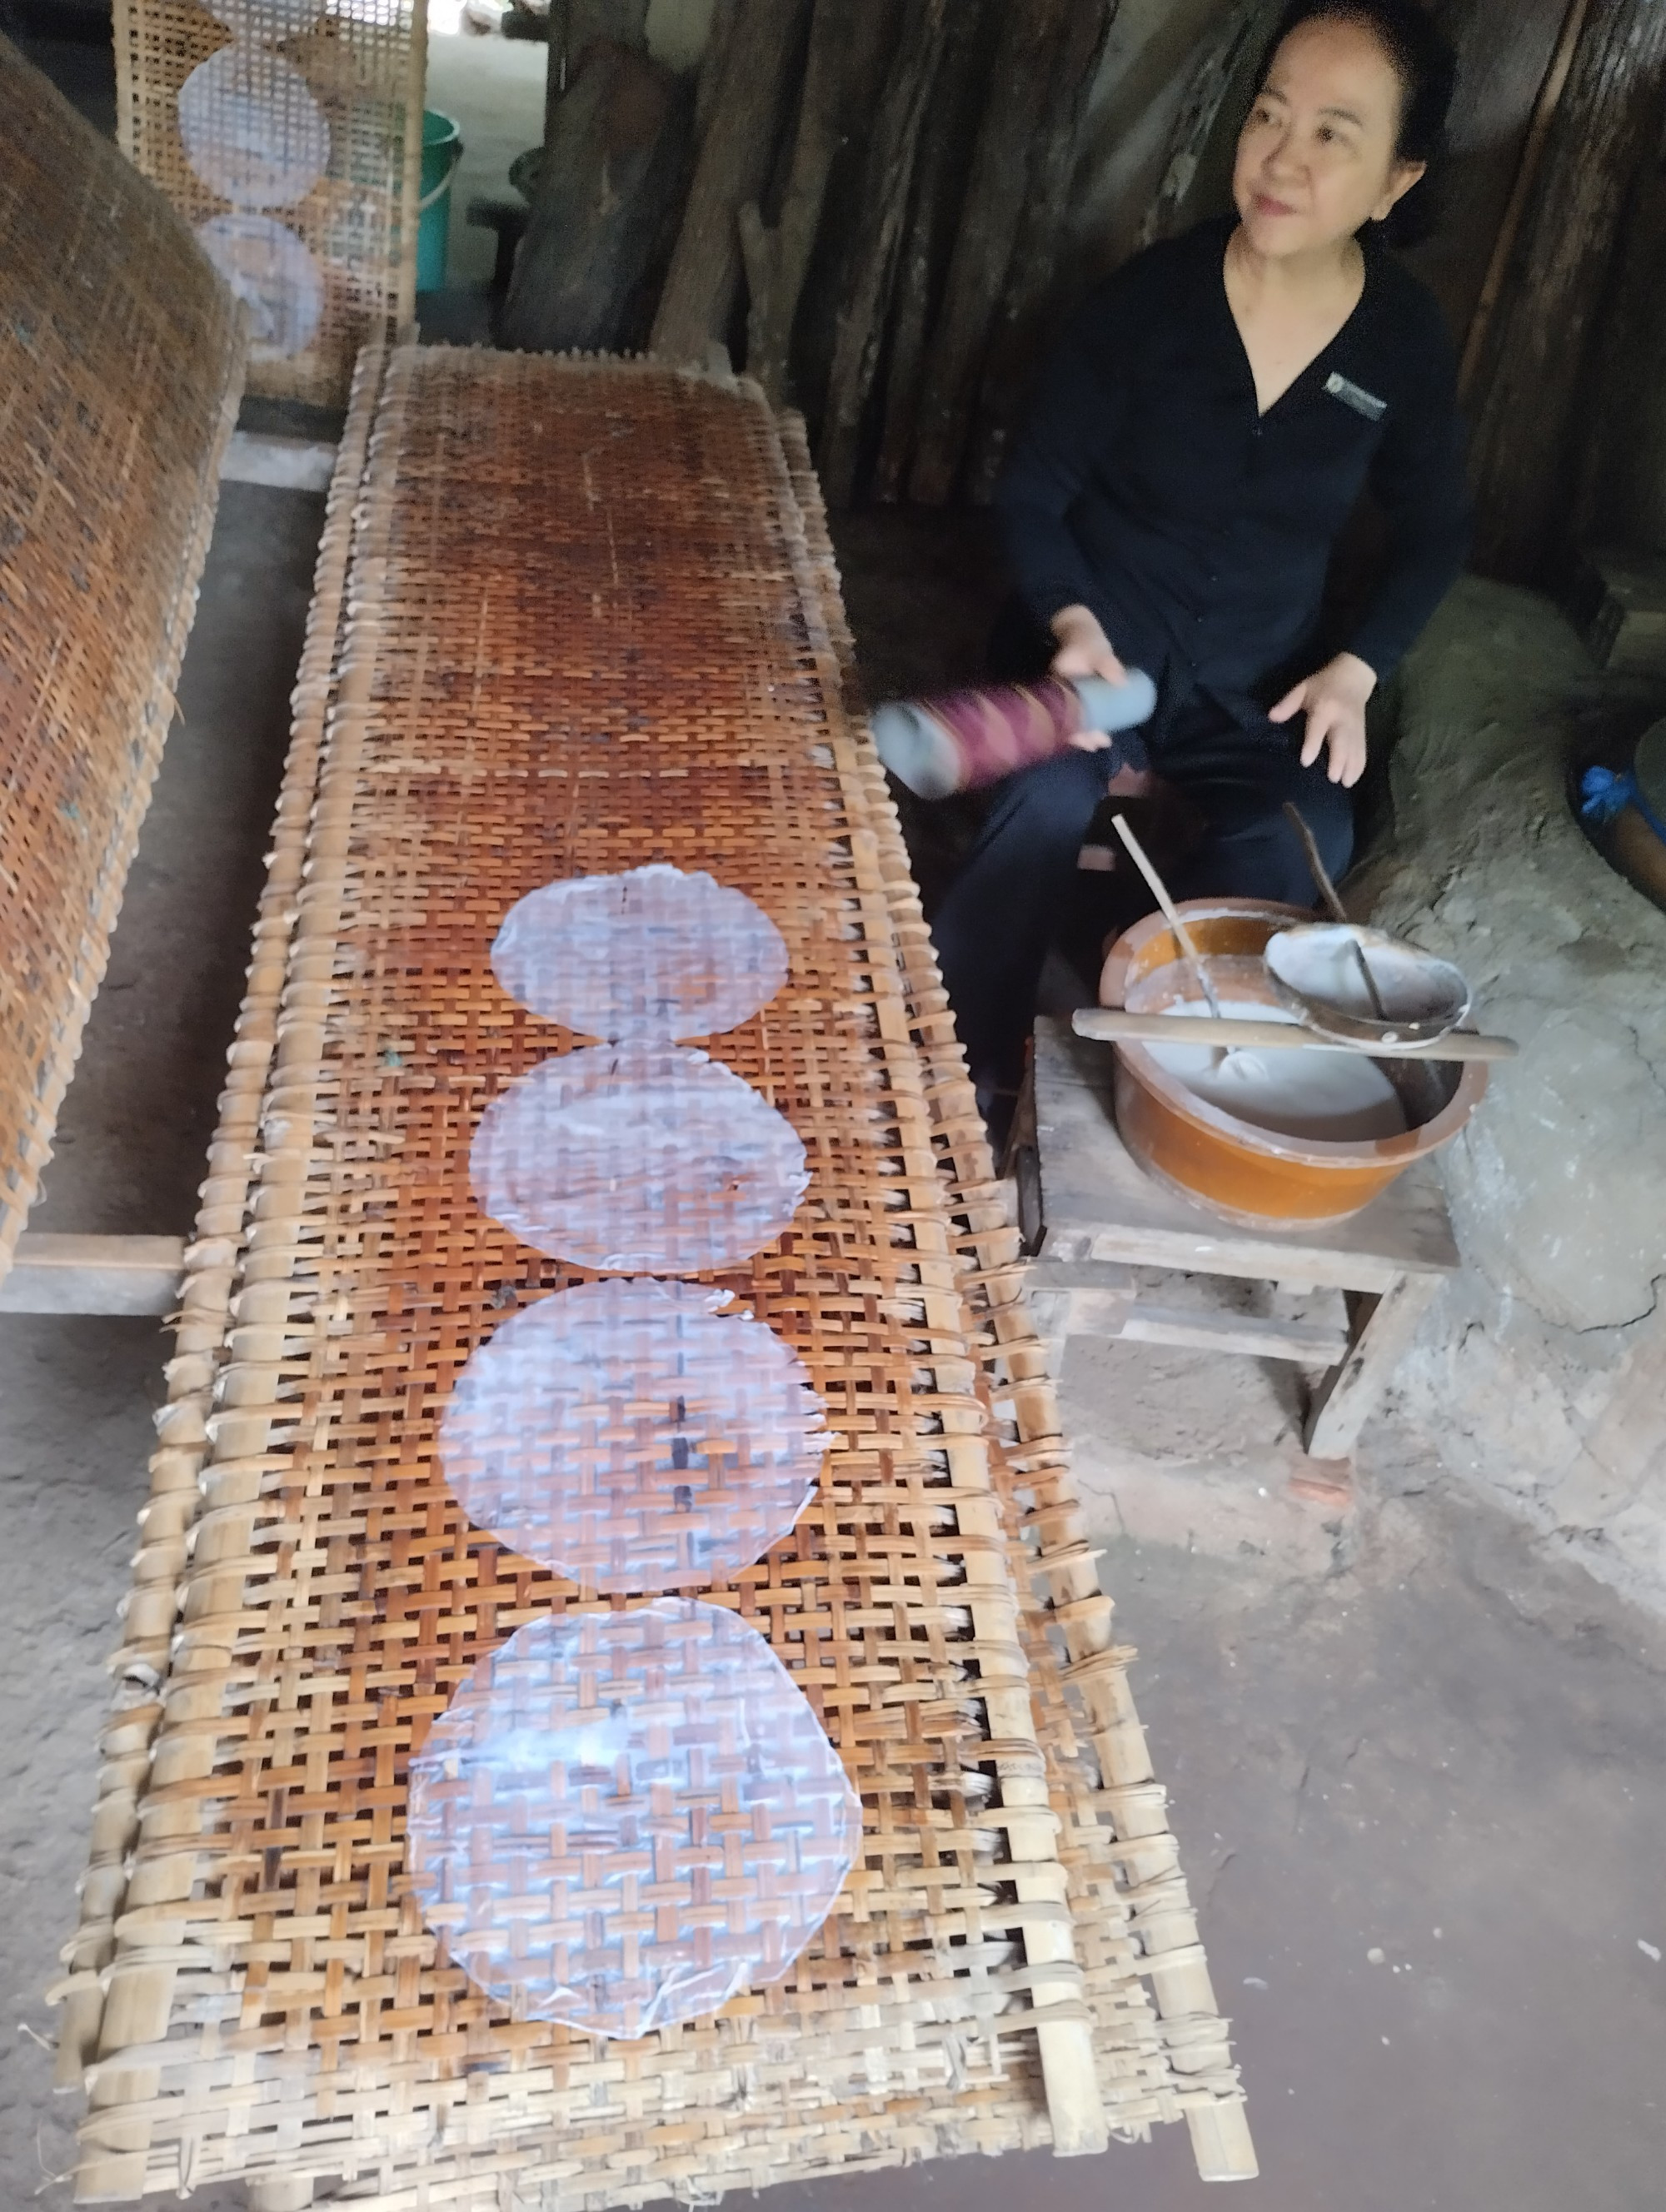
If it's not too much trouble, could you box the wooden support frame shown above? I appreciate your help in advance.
[0,1234,185,1318]
[1023,1019,1460,1461]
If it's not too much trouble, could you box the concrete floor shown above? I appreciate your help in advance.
[6,485,1666,2212]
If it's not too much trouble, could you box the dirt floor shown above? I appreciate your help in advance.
[4,475,1666,2211]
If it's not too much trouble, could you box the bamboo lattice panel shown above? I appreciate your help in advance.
[0,35,244,1283]
[61,349,1249,2205]
[113,0,421,407]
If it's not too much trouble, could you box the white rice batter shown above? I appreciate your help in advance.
[1144,999,1409,1143]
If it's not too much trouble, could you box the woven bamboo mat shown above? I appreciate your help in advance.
[59,347,1250,2205]
[112,0,422,407]
[0,35,244,1283]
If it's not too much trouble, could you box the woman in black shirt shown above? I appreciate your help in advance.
[934,0,1470,1108]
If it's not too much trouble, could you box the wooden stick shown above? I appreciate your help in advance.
[1110,811,1225,1020]
[650,0,809,364]
[819,0,945,507]
[1281,799,1391,1022]
[1072,1007,1520,1062]
[737,0,852,405]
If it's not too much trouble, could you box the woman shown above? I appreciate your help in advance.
[933,0,1470,1117]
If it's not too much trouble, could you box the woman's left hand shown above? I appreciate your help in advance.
[1269,651,1377,788]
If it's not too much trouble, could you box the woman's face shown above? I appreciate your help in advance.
[1232,15,1425,260]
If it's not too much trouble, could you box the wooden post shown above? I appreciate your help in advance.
[963,0,1115,504]
[871,0,991,501]
[1465,0,1666,583]
[738,0,854,404]
[906,0,1072,506]
[818,0,946,507]
[650,0,811,364]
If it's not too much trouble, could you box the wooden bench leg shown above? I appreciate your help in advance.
[1303,1272,1439,1458]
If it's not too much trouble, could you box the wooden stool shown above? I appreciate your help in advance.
[1016,1017,1461,1459]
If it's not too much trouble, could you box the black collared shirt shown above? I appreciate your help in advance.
[993,217,1472,718]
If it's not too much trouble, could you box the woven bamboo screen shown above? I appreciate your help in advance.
[112,0,424,408]
[0,36,244,1284]
[57,348,1251,2206]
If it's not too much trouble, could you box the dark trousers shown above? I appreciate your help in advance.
[930,691,1354,1090]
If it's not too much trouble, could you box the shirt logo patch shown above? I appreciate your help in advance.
[1324,371,1388,421]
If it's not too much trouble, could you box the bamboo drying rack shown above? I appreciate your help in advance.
[56,349,1251,2205]
[112,0,425,407]
[0,36,244,1285]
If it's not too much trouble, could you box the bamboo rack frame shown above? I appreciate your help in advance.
[0,36,244,1287]
[112,0,424,408]
[58,349,1249,2205]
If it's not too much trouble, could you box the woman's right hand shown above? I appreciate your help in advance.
[1049,605,1127,751]
[1049,605,1125,680]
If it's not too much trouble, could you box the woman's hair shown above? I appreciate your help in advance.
[1256,0,1459,245]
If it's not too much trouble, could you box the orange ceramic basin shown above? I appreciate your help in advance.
[1098,899,1489,1225]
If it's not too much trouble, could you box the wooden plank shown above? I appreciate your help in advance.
[1120,1302,1351,1365]
[503,40,691,356]
[1304,1273,1442,1457]
[1466,0,1666,580]
[649,0,810,365]
[0,1233,184,1317]
[906,0,1071,504]
[737,0,854,405]
[817,0,946,506]
[963,0,1114,501]
[1399,0,1573,344]
[870,0,991,501]
[222,431,337,492]
[1032,1018,1462,1286]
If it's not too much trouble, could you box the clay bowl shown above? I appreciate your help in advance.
[1097,899,1489,1226]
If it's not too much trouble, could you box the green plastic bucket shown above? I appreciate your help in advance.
[417,110,462,294]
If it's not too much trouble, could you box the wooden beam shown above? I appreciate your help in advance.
[1120,1301,1352,1366]
[222,431,337,491]
[0,1233,184,1317]
[650,0,810,365]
